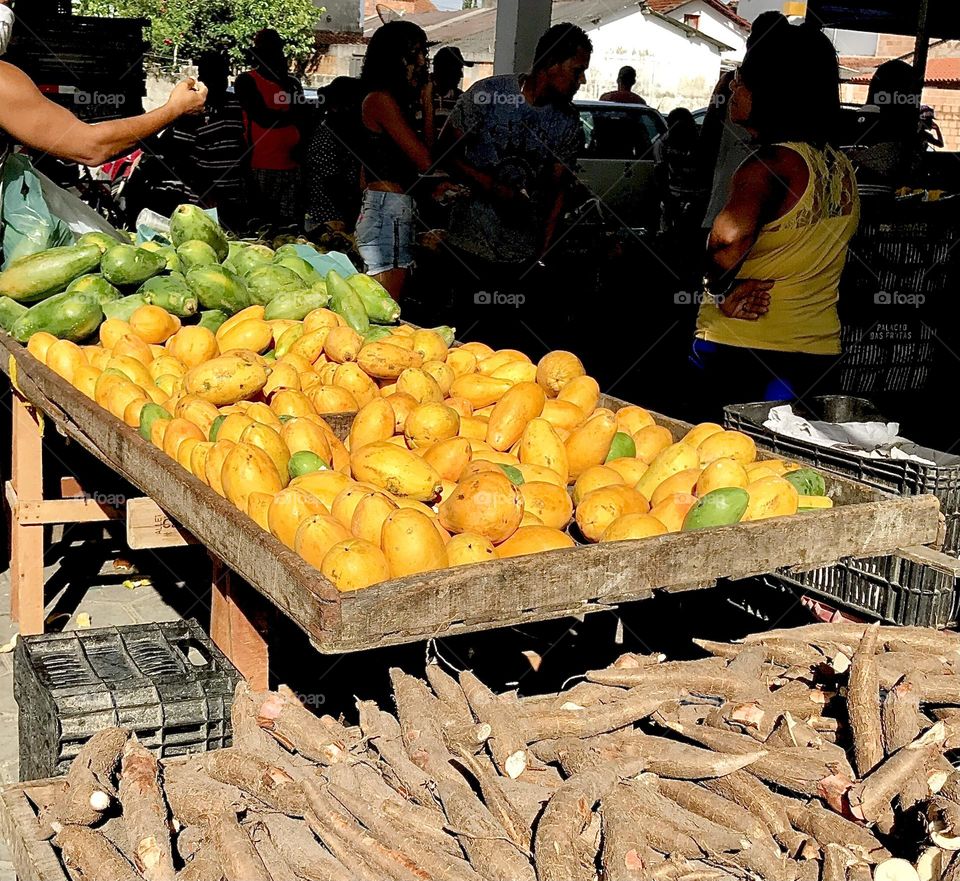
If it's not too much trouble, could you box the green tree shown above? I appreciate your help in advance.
[75,0,323,66]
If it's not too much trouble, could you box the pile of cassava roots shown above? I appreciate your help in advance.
[28,622,960,881]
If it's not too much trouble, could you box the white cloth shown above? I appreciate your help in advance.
[0,6,15,57]
[763,404,935,465]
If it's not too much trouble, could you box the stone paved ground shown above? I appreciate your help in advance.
[0,520,211,880]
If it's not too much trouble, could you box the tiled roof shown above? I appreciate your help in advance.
[844,56,960,87]
[646,0,751,30]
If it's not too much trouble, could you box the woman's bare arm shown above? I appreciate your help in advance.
[0,63,206,166]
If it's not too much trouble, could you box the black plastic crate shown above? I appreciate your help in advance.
[14,620,240,782]
[725,396,960,553]
[836,197,960,395]
[764,552,960,629]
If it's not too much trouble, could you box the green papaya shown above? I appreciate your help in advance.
[169,204,229,261]
[363,326,394,344]
[177,240,220,271]
[11,290,103,343]
[244,264,306,306]
[139,241,163,253]
[682,487,750,532]
[65,274,121,305]
[347,273,401,324]
[197,310,229,333]
[288,450,329,478]
[326,269,369,333]
[155,246,181,273]
[103,294,148,322]
[274,254,323,286]
[784,468,826,497]
[274,324,303,358]
[0,297,27,332]
[208,414,227,442]
[138,275,199,317]
[497,464,524,486]
[227,244,274,277]
[185,265,251,314]
[139,403,172,441]
[263,285,331,321]
[77,231,120,254]
[432,326,456,346]
[0,244,103,302]
[273,243,305,260]
[606,432,637,462]
[101,244,166,286]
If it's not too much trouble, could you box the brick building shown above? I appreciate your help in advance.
[841,40,960,151]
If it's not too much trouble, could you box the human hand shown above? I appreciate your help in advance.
[167,79,208,116]
[718,279,773,320]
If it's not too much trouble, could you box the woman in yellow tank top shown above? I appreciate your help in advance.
[692,20,860,417]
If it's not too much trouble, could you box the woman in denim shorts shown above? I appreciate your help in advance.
[357,21,437,300]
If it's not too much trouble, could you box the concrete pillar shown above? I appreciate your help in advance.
[493,0,553,75]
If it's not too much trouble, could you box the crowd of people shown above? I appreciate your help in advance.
[0,9,944,417]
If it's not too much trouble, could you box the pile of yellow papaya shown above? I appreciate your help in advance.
[23,301,831,593]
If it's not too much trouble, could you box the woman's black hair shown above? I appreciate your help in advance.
[531,23,593,74]
[361,20,428,97]
[739,20,841,149]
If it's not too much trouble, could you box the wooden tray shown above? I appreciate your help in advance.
[0,334,941,654]
[0,779,67,881]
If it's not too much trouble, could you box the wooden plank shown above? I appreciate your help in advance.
[13,496,119,525]
[59,476,84,498]
[125,497,196,549]
[0,336,340,645]
[895,544,960,576]
[0,333,942,656]
[210,557,270,689]
[0,782,69,881]
[326,492,939,653]
[10,394,45,635]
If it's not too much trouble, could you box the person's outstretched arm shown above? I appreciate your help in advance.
[0,63,207,166]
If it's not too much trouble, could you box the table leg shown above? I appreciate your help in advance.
[210,555,270,689]
[10,395,44,634]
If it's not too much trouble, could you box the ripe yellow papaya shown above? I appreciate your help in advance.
[184,354,267,406]
[556,375,599,415]
[575,485,649,542]
[405,403,460,449]
[320,539,390,592]
[485,382,546,452]
[496,525,575,558]
[519,481,573,529]
[519,417,569,486]
[536,350,585,396]
[268,488,327,548]
[565,411,617,481]
[350,441,443,501]
[381,508,448,577]
[438,471,524,544]
[635,442,701,503]
[295,514,353,568]
[221,442,284,512]
[446,532,496,567]
[350,399,397,452]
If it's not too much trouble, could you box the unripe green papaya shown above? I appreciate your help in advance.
[185,265,251,314]
[274,254,322,286]
[0,244,103,302]
[65,274,122,305]
[77,231,120,254]
[784,468,826,497]
[176,240,220,270]
[263,284,331,321]
[227,244,275,277]
[0,297,27,332]
[103,294,148,322]
[11,290,103,343]
[326,269,369,333]
[197,310,229,333]
[347,273,400,324]
[169,204,229,261]
[139,403,172,441]
[101,244,166,286]
[138,275,199,317]
[682,488,749,532]
[244,265,306,306]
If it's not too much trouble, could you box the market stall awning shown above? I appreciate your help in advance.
[805,0,960,39]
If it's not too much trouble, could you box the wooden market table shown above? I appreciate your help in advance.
[0,333,944,688]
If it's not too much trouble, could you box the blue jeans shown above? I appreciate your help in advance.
[356,190,415,275]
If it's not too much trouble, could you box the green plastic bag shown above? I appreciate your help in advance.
[1,155,74,268]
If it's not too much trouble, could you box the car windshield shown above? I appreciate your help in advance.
[580,106,664,160]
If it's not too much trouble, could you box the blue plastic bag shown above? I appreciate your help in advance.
[291,245,357,279]
[1,154,74,267]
